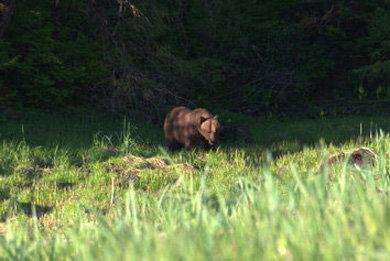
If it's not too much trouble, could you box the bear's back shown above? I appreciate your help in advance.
[164,107,192,130]
[190,108,213,121]
[164,107,192,143]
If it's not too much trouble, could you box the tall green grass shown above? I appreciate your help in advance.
[2,154,390,259]
[1,111,390,259]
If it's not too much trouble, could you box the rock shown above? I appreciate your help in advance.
[319,147,377,170]
[327,147,377,167]
[277,165,290,176]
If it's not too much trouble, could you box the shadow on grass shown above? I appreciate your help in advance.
[1,201,54,221]
[0,110,165,151]
[2,110,390,163]
[15,202,53,218]
[56,181,76,192]
[0,167,12,177]
[0,189,10,202]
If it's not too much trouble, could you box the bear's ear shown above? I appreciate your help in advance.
[214,115,219,121]
[200,116,208,124]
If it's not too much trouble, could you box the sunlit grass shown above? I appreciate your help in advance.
[1,111,390,259]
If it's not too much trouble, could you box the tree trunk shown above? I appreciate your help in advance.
[0,0,18,38]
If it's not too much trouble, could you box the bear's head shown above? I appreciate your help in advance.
[199,115,220,146]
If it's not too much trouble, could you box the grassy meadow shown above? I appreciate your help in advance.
[1,110,390,259]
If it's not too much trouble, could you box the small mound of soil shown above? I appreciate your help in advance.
[122,155,169,169]
[318,147,377,170]
[277,165,290,176]
[326,147,377,167]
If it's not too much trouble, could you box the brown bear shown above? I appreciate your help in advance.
[164,106,220,151]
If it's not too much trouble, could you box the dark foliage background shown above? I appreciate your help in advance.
[1,0,390,117]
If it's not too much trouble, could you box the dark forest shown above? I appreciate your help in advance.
[1,0,390,118]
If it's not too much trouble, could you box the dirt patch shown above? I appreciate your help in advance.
[108,155,199,182]
[108,162,138,175]
[123,156,169,169]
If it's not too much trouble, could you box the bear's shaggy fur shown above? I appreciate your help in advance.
[164,106,220,151]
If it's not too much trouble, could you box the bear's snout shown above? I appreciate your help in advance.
[208,138,216,145]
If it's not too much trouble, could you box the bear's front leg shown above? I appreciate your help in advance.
[184,140,196,151]
[168,142,182,152]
